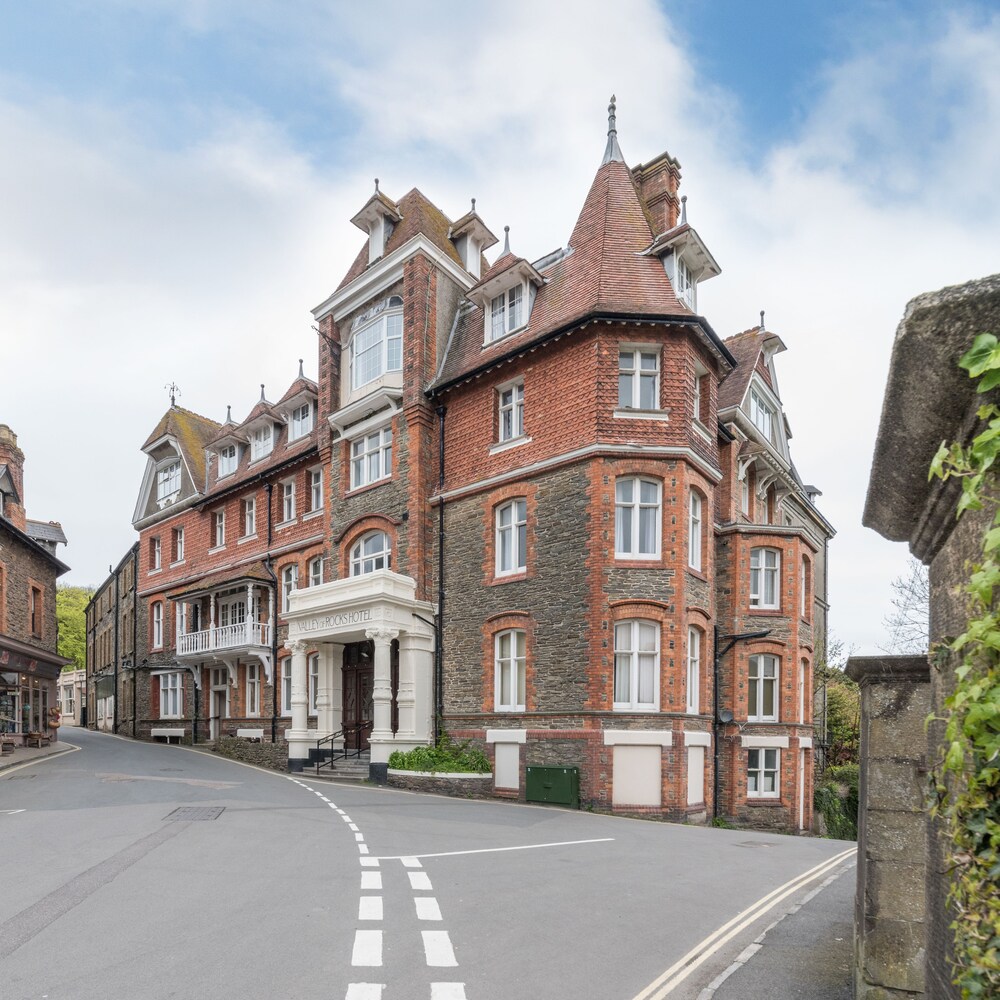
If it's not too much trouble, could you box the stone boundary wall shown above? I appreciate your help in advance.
[386,769,494,799]
[212,735,288,771]
[846,654,930,1000]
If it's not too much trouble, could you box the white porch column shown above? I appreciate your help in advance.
[317,641,343,742]
[367,627,398,759]
[397,632,434,743]
[246,583,254,643]
[286,639,311,771]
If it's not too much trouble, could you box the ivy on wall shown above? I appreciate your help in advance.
[929,332,1000,998]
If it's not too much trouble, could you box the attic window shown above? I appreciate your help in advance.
[289,402,313,441]
[351,296,403,391]
[749,388,777,445]
[250,424,274,461]
[675,257,695,310]
[156,461,181,501]
[218,444,238,477]
[489,284,524,342]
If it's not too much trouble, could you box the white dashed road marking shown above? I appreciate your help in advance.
[361,872,382,890]
[359,896,383,921]
[402,857,422,868]
[415,897,442,921]
[431,985,467,1000]
[352,930,383,967]
[422,930,458,967]
[408,871,433,891]
[346,984,383,999]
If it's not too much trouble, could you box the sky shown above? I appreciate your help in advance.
[1,0,998,655]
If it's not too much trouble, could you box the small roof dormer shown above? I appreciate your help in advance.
[277,360,319,443]
[467,227,545,345]
[448,198,499,280]
[351,179,403,265]
[241,385,285,463]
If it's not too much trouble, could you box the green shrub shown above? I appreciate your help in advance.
[387,732,490,773]
[815,763,859,840]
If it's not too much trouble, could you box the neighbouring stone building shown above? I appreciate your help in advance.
[105,103,832,830]
[0,424,71,744]
[854,272,1000,999]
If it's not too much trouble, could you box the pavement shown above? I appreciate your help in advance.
[0,733,75,771]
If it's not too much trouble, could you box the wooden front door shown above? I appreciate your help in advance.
[342,640,399,749]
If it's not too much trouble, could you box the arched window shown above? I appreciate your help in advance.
[351,296,403,390]
[309,556,324,587]
[613,620,659,710]
[748,654,779,721]
[687,627,701,714]
[750,547,780,609]
[494,629,526,711]
[615,478,661,558]
[281,564,298,612]
[689,491,703,571]
[496,499,527,575]
[350,531,391,576]
[152,602,163,649]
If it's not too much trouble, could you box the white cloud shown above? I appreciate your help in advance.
[2,1,996,654]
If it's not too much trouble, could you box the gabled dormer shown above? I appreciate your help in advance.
[241,386,286,464]
[277,360,319,443]
[351,180,403,265]
[206,405,244,480]
[448,200,498,280]
[467,228,545,345]
[642,198,721,313]
[133,406,221,529]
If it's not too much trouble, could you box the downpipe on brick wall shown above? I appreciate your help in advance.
[435,402,447,740]
[264,482,279,745]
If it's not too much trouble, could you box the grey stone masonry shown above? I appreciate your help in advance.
[846,655,930,1000]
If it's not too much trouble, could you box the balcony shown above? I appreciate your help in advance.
[177,621,271,658]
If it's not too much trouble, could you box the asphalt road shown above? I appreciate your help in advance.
[1,729,855,1000]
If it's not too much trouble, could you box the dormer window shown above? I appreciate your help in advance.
[156,461,181,501]
[675,257,696,310]
[218,444,238,477]
[489,284,524,342]
[250,424,273,461]
[289,401,313,440]
[351,296,403,391]
[749,388,777,445]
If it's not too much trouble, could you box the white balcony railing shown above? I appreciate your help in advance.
[177,622,271,657]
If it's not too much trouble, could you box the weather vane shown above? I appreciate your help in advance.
[165,381,181,407]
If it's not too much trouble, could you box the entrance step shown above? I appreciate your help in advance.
[312,758,371,783]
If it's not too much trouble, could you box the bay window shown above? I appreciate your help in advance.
[748,747,780,798]
[615,478,661,558]
[618,348,659,409]
[613,619,659,710]
[494,629,526,711]
[748,654,779,721]
[750,547,780,609]
[351,296,403,390]
[496,499,527,576]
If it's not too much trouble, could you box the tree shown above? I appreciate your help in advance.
[57,585,93,672]
[814,633,860,768]
[879,556,929,654]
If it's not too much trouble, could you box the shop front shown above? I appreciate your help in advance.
[0,638,70,744]
[284,569,435,771]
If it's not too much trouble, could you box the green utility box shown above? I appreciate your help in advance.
[525,766,580,808]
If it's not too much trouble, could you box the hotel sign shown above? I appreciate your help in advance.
[294,608,373,634]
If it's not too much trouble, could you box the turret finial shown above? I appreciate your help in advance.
[503,225,510,255]
[760,310,766,332]
[260,383,266,402]
[165,381,180,408]
[298,358,304,378]
[374,177,379,194]
[471,197,476,212]
[225,404,232,424]
[602,94,624,164]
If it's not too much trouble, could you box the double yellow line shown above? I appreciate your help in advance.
[631,845,857,999]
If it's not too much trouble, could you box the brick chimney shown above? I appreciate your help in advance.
[631,151,683,238]
[0,424,27,531]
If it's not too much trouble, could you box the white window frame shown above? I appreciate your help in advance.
[250,424,274,462]
[213,510,225,548]
[495,499,527,576]
[675,256,696,310]
[747,747,780,799]
[350,427,392,490]
[748,654,779,722]
[151,536,161,570]
[159,671,183,719]
[613,619,659,711]
[750,547,780,609]
[618,347,660,410]
[740,476,750,515]
[218,444,238,477]
[309,468,323,511]
[798,660,807,725]
[308,653,319,716]
[494,629,526,711]
[152,602,163,649]
[173,526,184,563]
[156,461,181,501]
[280,658,292,716]
[289,401,314,441]
[246,663,260,717]
[242,497,256,538]
[801,557,809,619]
[687,627,700,715]
[350,531,391,576]
[351,297,403,391]
[487,283,525,343]
[281,565,298,613]
[497,381,525,443]
[689,491,702,571]
[281,480,296,522]
[615,477,662,559]
[749,387,777,446]
[309,556,324,587]
[176,602,186,643]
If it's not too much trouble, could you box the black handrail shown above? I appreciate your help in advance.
[315,721,372,773]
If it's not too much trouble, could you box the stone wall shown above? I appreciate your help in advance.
[386,769,494,799]
[846,655,930,1000]
[212,735,289,771]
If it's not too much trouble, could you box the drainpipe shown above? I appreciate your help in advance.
[113,564,120,734]
[264,482,279,744]
[435,402,447,741]
[132,548,139,738]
